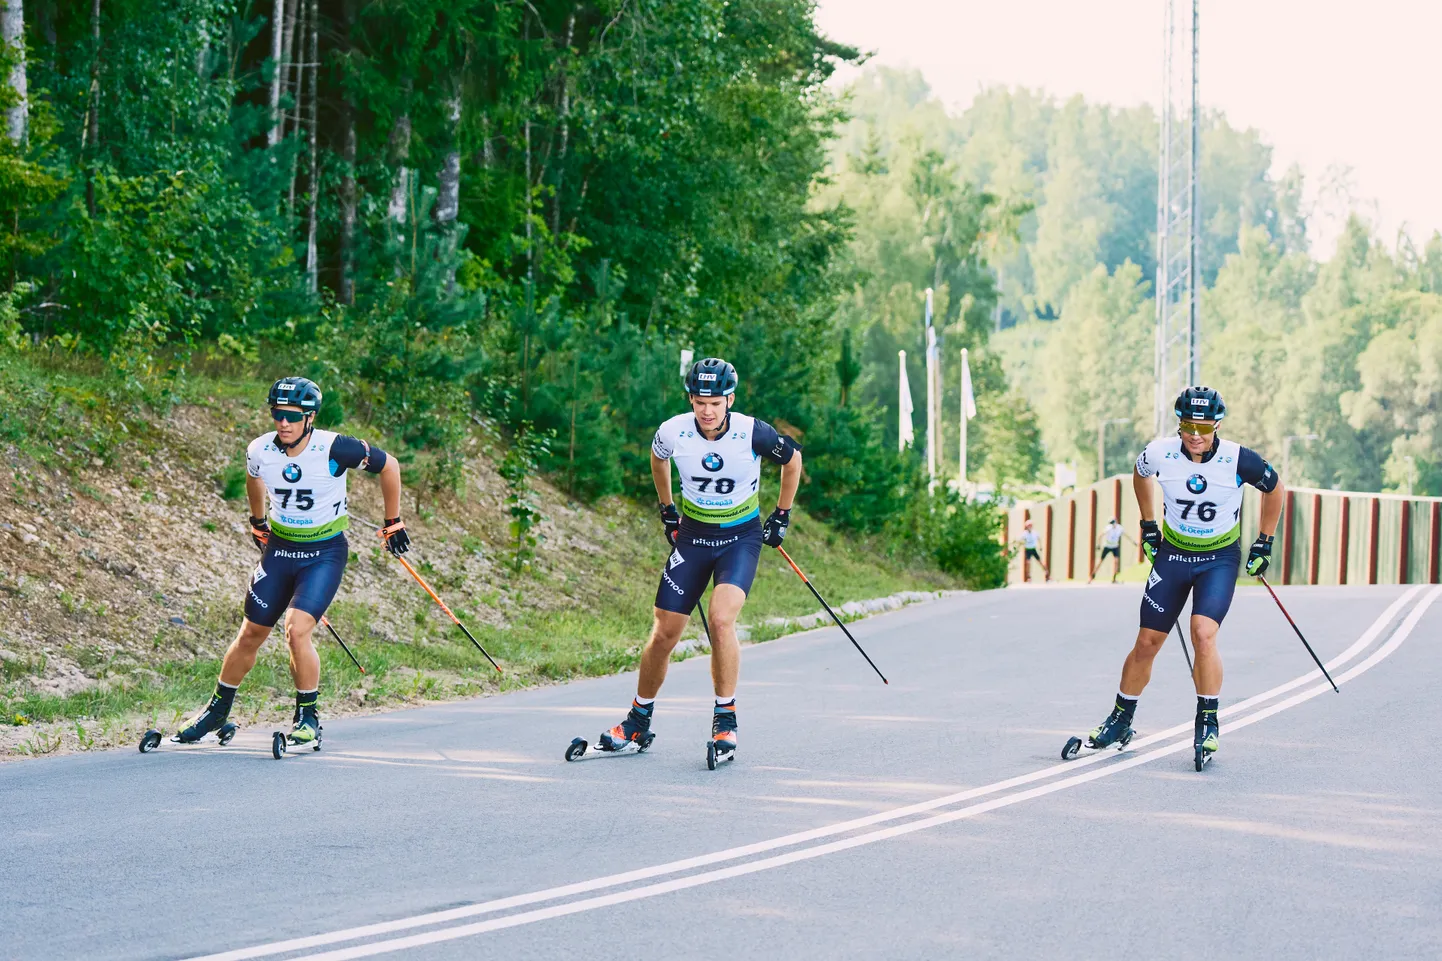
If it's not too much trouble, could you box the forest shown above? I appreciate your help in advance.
[1,3,1438,593]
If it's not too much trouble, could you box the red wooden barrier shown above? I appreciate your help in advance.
[1045,504,1054,580]
[1399,500,1411,584]
[1066,500,1077,580]
[1338,498,1351,585]
[1282,489,1296,585]
[1309,494,1322,586]
[1431,503,1440,584]
[1367,497,1380,585]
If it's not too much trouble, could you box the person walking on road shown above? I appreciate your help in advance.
[596,357,802,764]
[1021,520,1049,581]
[172,378,411,745]
[1078,386,1284,769]
[1088,518,1132,584]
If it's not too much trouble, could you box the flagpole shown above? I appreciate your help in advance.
[924,288,936,488]
[959,347,968,486]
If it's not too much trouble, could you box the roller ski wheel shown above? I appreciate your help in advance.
[139,730,162,753]
[706,738,736,771]
[565,731,655,761]
[1195,746,1211,772]
[1060,727,1133,760]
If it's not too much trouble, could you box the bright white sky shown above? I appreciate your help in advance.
[814,0,1442,257]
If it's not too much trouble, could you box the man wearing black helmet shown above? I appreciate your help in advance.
[1075,386,1283,771]
[170,377,411,747]
[595,357,802,766]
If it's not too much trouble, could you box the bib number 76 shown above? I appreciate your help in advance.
[1175,499,1216,522]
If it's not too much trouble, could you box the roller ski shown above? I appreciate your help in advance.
[1061,697,1135,760]
[706,700,737,770]
[272,696,323,759]
[566,699,655,761]
[139,688,238,753]
[1194,699,1218,771]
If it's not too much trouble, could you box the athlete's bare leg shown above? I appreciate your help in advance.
[1118,626,1170,697]
[705,584,747,699]
[283,609,320,691]
[218,618,275,687]
[1188,614,1222,694]
[637,608,691,699]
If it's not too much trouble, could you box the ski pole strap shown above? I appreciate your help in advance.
[378,519,407,540]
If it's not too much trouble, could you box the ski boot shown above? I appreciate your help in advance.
[170,697,237,746]
[707,701,737,770]
[1062,699,1134,759]
[596,699,655,754]
[1194,703,1219,771]
[272,699,323,759]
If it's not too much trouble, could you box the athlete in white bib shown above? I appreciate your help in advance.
[1088,518,1131,583]
[1075,386,1283,771]
[170,377,411,747]
[595,357,802,765]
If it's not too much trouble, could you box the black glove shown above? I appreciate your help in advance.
[1140,519,1161,562]
[249,515,270,551]
[380,517,411,556]
[762,507,791,548]
[1247,533,1273,577]
[659,502,681,546]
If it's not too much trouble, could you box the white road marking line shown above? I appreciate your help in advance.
[183,587,1426,961]
[301,589,1439,961]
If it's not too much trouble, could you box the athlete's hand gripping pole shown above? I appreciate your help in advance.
[775,546,888,685]
[387,548,503,674]
[1258,574,1338,693]
[319,615,366,675]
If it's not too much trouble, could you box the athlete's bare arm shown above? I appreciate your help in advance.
[650,453,673,506]
[1258,479,1285,537]
[379,455,402,519]
[1132,468,1159,521]
[776,449,802,510]
[246,474,266,519]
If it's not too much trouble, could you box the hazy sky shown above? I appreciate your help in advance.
[814,0,1442,257]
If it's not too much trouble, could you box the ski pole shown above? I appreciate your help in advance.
[775,546,888,685]
[1258,573,1338,693]
[319,615,366,675]
[695,592,712,645]
[392,554,503,673]
[1145,549,1193,674]
[1172,620,1193,675]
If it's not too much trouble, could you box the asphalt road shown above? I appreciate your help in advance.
[3,582,1440,961]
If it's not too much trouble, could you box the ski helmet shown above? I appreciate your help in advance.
[684,357,738,397]
[268,377,323,413]
[1174,385,1225,422]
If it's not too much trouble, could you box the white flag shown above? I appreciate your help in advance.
[679,348,694,379]
[960,348,977,420]
[898,350,914,451]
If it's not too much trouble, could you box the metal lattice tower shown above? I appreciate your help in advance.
[1154,0,1200,436]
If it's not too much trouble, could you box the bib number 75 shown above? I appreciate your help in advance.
[274,488,315,511]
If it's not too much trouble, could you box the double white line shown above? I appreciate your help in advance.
[191,586,1440,961]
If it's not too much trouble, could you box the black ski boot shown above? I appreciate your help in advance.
[1194,698,1219,771]
[174,686,237,744]
[598,699,654,752]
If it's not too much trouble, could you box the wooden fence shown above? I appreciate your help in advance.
[1004,476,1442,587]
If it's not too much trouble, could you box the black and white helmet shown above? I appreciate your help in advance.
[684,357,738,397]
[1174,385,1225,422]
[268,377,323,412]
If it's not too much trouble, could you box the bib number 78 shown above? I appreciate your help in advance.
[1175,499,1216,522]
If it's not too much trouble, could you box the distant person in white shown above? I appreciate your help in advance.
[1020,520,1048,581]
[1089,517,1131,584]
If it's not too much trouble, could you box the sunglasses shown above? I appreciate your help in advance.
[271,408,309,424]
[1177,420,1217,437]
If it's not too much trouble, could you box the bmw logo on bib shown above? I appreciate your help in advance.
[1186,474,1207,494]
[283,463,303,483]
[702,453,724,472]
